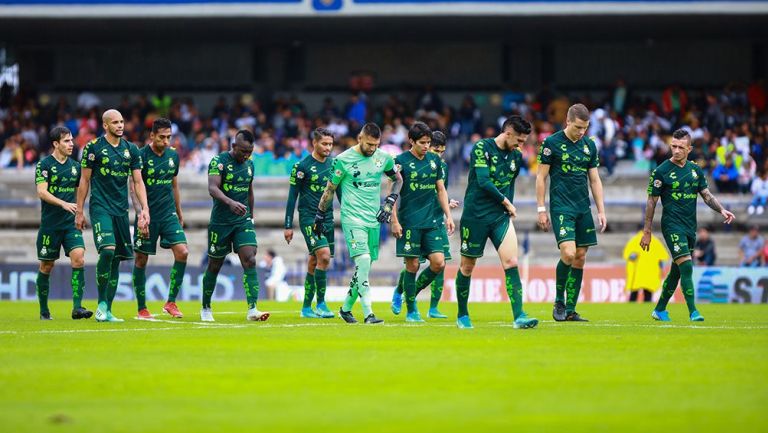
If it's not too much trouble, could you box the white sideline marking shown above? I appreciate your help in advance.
[488,321,768,330]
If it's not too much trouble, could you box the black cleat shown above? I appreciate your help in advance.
[40,311,52,320]
[364,314,384,324]
[72,307,93,320]
[565,311,589,322]
[553,301,567,322]
[339,308,357,324]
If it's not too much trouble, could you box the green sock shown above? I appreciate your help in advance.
[315,269,327,304]
[655,263,680,312]
[132,266,147,310]
[168,261,186,302]
[565,267,584,313]
[505,267,524,319]
[430,270,444,310]
[107,258,120,310]
[395,269,405,295]
[36,271,50,314]
[202,271,217,309]
[71,268,84,309]
[678,261,697,314]
[96,249,115,305]
[415,267,439,295]
[243,267,260,309]
[342,264,361,312]
[404,270,417,313]
[455,271,471,318]
[555,259,571,303]
[303,272,316,309]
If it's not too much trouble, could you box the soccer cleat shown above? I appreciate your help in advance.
[552,301,567,322]
[364,314,384,324]
[136,308,155,320]
[200,307,215,322]
[40,311,52,320]
[339,308,357,324]
[247,307,270,322]
[513,313,539,329]
[652,310,671,321]
[565,311,588,322]
[300,307,321,319]
[162,302,184,318]
[456,315,473,329]
[316,302,335,318]
[95,302,109,322]
[405,311,425,323]
[105,311,124,323]
[428,308,448,319]
[71,307,93,320]
[391,290,403,315]
[690,310,705,322]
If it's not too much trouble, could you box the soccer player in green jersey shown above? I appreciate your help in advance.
[641,129,735,322]
[389,122,455,322]
[455,116,539,329]
[129,118,188,320]
[76,109,150,323]
[391,130,459,319]
[202,130,269,322]
[536,104,606,322]
[313,123,403,324]
[284,127,337,319]
[34,126,92,320]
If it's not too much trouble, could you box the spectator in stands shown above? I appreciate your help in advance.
[748,170,768,215]
[260,249,287,300]
[345,93,367,125]
[739,226,765,267]
[693,227,717,266]
[713,155,739,193]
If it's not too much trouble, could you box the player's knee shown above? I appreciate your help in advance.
[70,255,85,269]
[354,254,372,269]
[134,254,148,268]
[405,259,420,273]
[174,246,189,263]
[502,256,519,269]
[207,259,223,274]
[39,261,54,274]
[561,249,576,263]
[460,260,475,276]
[430,257,446,272]
[241,255,257,269]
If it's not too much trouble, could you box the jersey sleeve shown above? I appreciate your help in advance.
[471,141,488,169]
[34,160,48,185]
[330,157,346,185]
[588,138,600,169]
[648,168,663,197]
[695,165,708,192]
[435,155,444,182]
[288,161,303,187]
[172,153,180,177]
[208,156,221,176]
[81,140,97,169]
[538,137,553,165]
[75,163,82,185]
[129,143,142,171]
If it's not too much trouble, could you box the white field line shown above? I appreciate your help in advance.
[489,321,768,330]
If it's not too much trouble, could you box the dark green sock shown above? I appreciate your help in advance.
[107,258,120,310]
[404,270,417,313]
[430,270,444,310]
[565,267,584,313]
[655,263,680,312]
[315,269,327,303]
[243,267,260,309]
[415,267,439,295]
[168,261,186,302]
[96,249,115,304]
[71,268,84,309]
[303,272,316,308]
[678,261,697,314]
[456,271,471,318]
[36,271,50,314]
[132,266,147,310]
[555,259,571,303]
[202,271,217,309]
[505,267,524,319]
[395,269,405,295]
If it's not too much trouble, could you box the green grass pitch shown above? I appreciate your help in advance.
[1,301,766,433]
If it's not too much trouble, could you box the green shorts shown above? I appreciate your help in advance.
[551,210,597,248]
[343,225,380,261]
[90,208,133,260]
[396,226,444,258]
[299,224,335,257]
[663,231,695,261]
[208,220,258,258]
[37,227,85,262]
[459,217,509,258]
[134,214,187,256]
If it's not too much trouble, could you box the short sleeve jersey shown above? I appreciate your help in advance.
[538,130,599,215]
[140,145,180,220]
[461,138,523,224]
[35,155,81,230]
[394,151,444,229]
[288,155,334,227]
[81,136,142,216]
[208,152,254,225]
[647,159,708,237]
[431,158,449,222]
[331,147,395,229]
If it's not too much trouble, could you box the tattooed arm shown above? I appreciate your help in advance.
[317,181,338,213]
[640,195,659,251]
[700,188,735,224]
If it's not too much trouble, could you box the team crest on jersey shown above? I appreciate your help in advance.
[168,159,175,168]
[248,167,253,176]
[123,149,130,158]
[296,171,305,179]
[654,179,662,188]
[583,145,590,155]
[510,160,516,171]
[691,169,698,179]
[542,147,551,156]
[374,158,383,168]
[71,167,77,176]
[430,160,437,170]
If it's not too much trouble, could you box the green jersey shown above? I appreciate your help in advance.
[139,145,180,220]
[431,159,449,222]
[285,155,334,229]
[648,159,707,237]
[35,155,80,231]
[394,150,443,229]
[461,138,522,224]
[207,152,254,225]
[331,147,395,229]
[538,130,599,214]
[81,136,142,216]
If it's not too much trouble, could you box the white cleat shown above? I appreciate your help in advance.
[246,307,270,322]
[200,307,215,322]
